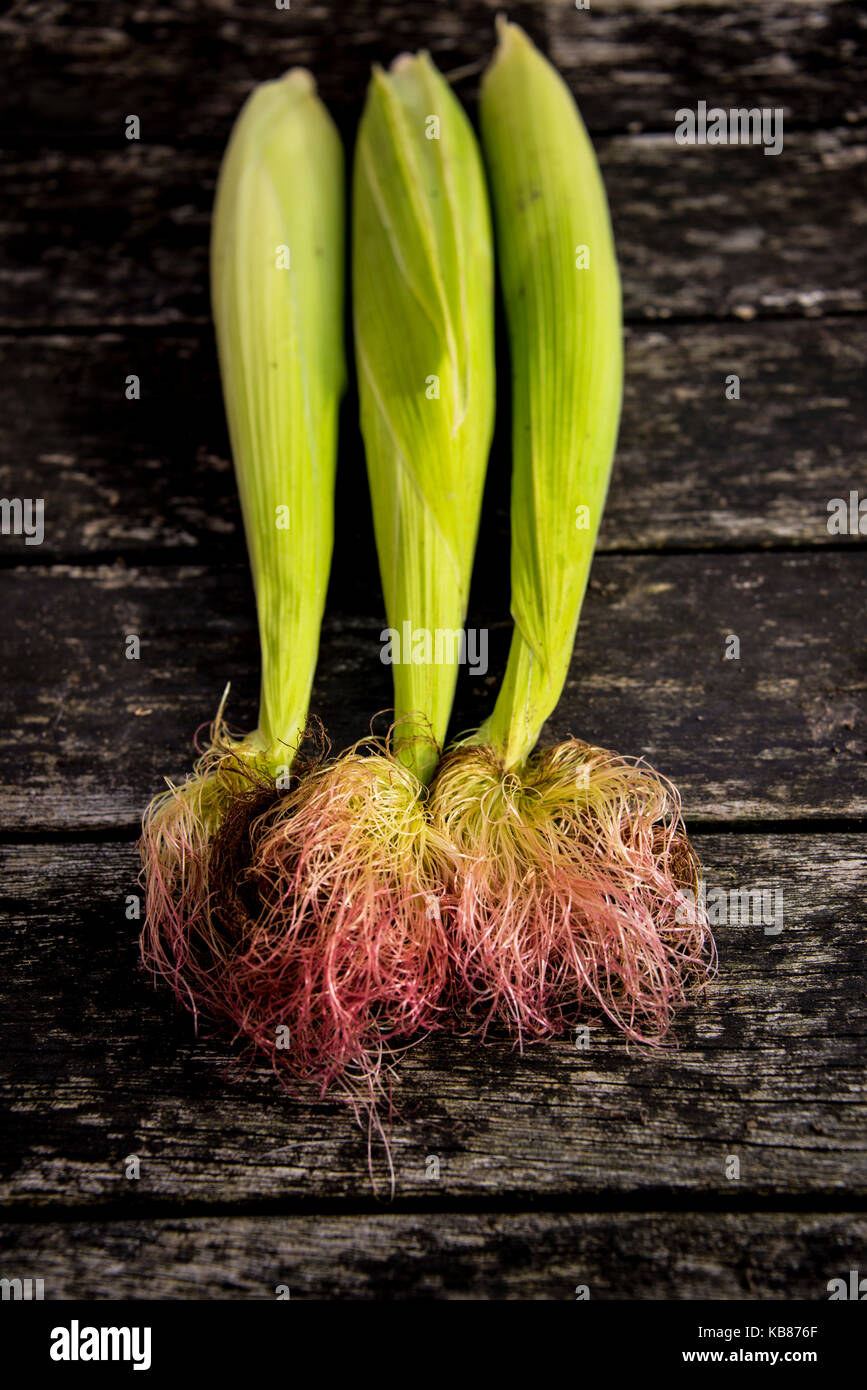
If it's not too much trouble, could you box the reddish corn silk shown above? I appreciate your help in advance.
[225,741,454,1091]
[429,739,716,1046]
[143,726,454,1128]
[139,717,275,1028]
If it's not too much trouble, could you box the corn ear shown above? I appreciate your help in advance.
[211,69,345,769]
[478,22,623,768]
[353,52,495,783]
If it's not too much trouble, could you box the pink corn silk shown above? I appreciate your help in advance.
[237,754,451,1087]
[432,738,716,1045]
[140,750,452,1099]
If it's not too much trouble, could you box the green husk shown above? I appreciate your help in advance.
[211,67,345,772]
[353,51,495,783]
[476,20,623,768]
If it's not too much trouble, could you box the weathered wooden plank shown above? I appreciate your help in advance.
[0,1211,864,1299]
[2,127,864,328]
[1,1,863,143]
[0,552,863,832]
[2,318,865,561]
[550,0,867,134]
[0,833,864,1205]
[0,0,544,146]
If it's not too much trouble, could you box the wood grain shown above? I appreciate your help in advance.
[550,0,867,135]
[1,1211,864,1298]
[0,834,864,1206]
[3,317,865,563]
[2,127,865,329]
[1,1,863,143]
[1,551,864,832]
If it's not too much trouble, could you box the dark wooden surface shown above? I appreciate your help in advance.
[2,833,865,1207]
[0,0,865,1299]
[2,1213,865,1300]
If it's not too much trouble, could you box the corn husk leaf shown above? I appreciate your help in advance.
[353,53,494,781]
[478,22,623,767]
[211,69,345,767]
